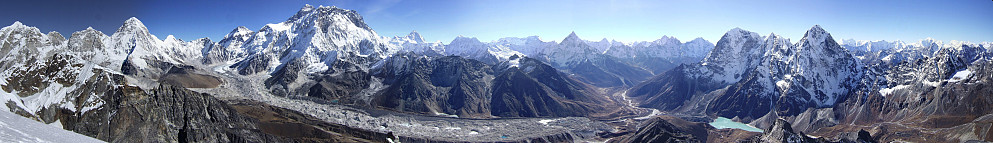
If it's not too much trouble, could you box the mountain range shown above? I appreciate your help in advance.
[1,4,991,143]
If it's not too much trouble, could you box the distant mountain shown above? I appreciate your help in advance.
[369,53,621,118]
[629,26,872,121]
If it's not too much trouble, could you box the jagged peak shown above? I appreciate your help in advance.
[225,26,254,38]
[302,4,315,11]
[800,25,831,41]
[808,25,825,33]
[798,25,836,47]
[194,37,212,42]
[406,30,424,43]
[653,35,680,44]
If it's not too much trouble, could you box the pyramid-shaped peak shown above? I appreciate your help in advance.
[808,25,825,33]
[124,17,144,26]
[566,31,579,38]
[800,25,832,42]
[116,17,149,33]
[562,31,582,43]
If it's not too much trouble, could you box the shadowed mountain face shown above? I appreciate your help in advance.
[369,54,620,118]
[628,26,871,121]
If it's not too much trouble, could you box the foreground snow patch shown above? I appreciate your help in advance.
[879,85,909,97]
[0,111,104,143]
[949,69,973,82]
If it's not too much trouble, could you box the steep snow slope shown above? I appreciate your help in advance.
[0,111,104,143]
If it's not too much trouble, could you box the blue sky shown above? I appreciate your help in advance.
[2,0,991,44]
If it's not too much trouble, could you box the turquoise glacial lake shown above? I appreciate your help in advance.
[708,117,763,132]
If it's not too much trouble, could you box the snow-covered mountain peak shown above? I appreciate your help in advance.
[1,21,43,36]
[683,37,713,47]
[651,35,681,45]
[6,21,25,29]
[117,17,149,34]
[164,35,181,42]
[224,26,253,39]
[406,31,425,43]
[561,31,583,45]
[450,36,484,45]
[799,25,832,47]
[286,4,370,31]
[696,28,765,83]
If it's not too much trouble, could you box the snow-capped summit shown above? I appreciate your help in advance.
[406,31,425,43]
[696,28,765,84]
[116,17,151,36]
[444,36,501,64]
[225,26,254,39]
[5,21,26,30]
[493,36,552,57]
[203,26,254,65]
[0,21,56,69]
[682,37,715,58]
[231,4,393,75]
[541,32,601,67]
[390,30,443,55]
[763,25,865,106]
[563,31,581,42]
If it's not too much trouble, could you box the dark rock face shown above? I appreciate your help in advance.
[232,53,273,75]
[629,26,872,122]
[490,57,616,118]
[371,55,493,117]
[618,117,702,143]
[369,54,618,118]
[627,65,719,111]
[59,84,283,142]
